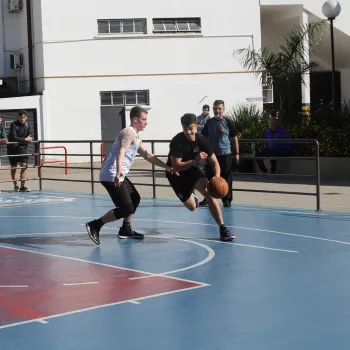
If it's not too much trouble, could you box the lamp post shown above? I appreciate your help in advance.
[322,0,341,119]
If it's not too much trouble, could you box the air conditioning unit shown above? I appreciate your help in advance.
[10,53,23,70]
[8,0,23,13]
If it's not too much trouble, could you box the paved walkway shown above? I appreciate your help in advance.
[0,159,349,212]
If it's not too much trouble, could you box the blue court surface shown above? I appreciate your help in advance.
[1,190,350,350]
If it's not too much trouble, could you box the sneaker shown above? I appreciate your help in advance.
[118,225,144,240]
[192,192,199,208]
[20,186,31,192]
[199,198,208,207]
[85,221,101,245]
[14,185,19,192]
[223,201,231,208]
[220,225,235,241]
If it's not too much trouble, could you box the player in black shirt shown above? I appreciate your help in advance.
[166,113,235,241]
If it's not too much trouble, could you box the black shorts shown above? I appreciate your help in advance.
[166,166,205,202]
[7,146,29,166]
[101,177,139,207]
[9,155,28,166]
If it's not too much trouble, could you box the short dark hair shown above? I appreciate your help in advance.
[130,106,148,120]
[19,110,27,117]
[181,113,197,127]
[202,104,210,110]
[213,100,225,106]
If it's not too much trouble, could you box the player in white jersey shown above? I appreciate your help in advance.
[86,106,178,245]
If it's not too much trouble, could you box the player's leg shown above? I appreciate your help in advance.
[194,176,235,241]
[199,160,214,207]
[85,181,135,245]
[219,154,233,207]
[117,177,143,239]
[19,157,30,191]
[166,170,199,211]
[9,156,19,191]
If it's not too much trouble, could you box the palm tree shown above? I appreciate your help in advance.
[233,21,326,123]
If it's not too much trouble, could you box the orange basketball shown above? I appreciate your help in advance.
[208,177,229,199]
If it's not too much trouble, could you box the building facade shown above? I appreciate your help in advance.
[0,0,349,159]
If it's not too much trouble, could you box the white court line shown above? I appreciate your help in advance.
[63,282,99,286]
[0,285,28,288]
[37,319,49,324]
[128,301,141,305]
[0,243,208,288]
[1,212,348,246]
[100,226,298,254]
[163,234,298,254]
[0,200,76,209]
[130,218,350,246]
[129,236,216,280]
[1,215,349,246]
[0,284,204,330]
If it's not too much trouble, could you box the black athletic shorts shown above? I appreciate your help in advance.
[101,177,139,207]
[7,146,29,166]
[9,155,28,166]
[166,166,205,202]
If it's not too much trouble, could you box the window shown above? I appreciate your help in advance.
[100,91,149,106]
[152,18,201,33]
[97,19,147,34]
[262,73,273,104]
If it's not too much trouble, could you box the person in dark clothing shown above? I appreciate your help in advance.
[0,120,8,145]
[7,110,32,191]
[200,100,239,208]
[165,113,235,241]
[256,117,292,174]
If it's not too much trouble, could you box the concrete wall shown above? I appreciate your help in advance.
[36,0,262,158]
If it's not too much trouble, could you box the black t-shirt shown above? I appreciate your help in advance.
[166,132,214,170]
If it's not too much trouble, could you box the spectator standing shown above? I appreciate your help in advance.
[200,100,239,208]
[7,110,32,192]
[196,105,211,135]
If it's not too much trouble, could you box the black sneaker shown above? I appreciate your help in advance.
[20,186,31,192]
[85,221,101,245]
[223,201,231,208]
[220,225,235,241]
[118,225,144,240]
[199,198,208,207]
[14,185,20,192]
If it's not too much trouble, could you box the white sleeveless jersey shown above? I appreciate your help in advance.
[99,127,140,183]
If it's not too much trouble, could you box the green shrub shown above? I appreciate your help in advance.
[225,102,350,157]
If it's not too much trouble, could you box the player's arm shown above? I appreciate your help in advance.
[207,154,221,178]
[171,152,208,172]
[116,129,136,176]
[227,118,239,156]
[201,136,220,178]
[137,142,178,175]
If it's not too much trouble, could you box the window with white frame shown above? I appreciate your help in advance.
[262,73,273,104]
[152,18,201,33]
[97,19,147,34]
[100,91,150,106]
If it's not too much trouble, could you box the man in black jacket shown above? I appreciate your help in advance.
[7,110,32,192]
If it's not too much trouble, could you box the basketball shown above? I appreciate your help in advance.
[207,177,229,199]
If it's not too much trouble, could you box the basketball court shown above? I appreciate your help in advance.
[1,189,350,349]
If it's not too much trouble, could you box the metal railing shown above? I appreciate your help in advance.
[37,146,68,175]
[0,139,321,211]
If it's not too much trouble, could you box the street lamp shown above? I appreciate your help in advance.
[322,0,341,119]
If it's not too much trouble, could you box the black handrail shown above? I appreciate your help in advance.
[1,139,320,211]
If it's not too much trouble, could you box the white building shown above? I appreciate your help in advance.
[0,0,349,160]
